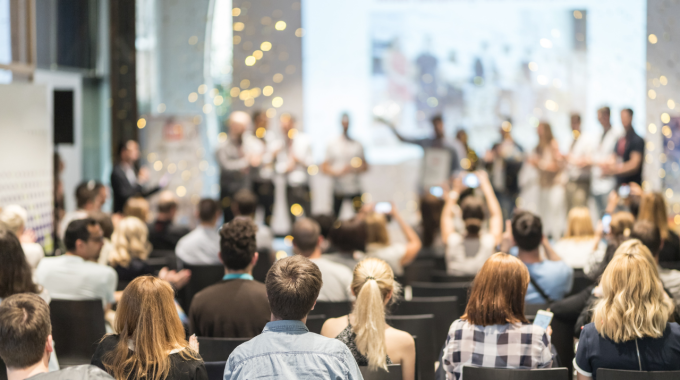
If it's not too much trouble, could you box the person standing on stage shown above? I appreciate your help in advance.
[216,111,261,223]
[250,110,279,226]
[322,113,368,218]
[277,114,314,224]
[590,107,622,217]
[565,113,594,211]
[453,129,478,171]
[111,140,161,214]
[601,108,644,186]
[485,121,524,221]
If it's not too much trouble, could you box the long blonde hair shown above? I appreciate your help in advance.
[564,207,595,239]
[366,212,390,246]
[592,239,674,343]
[638,193,670,240]
[109,216,151,267]
[351,258,401,372]
[104,276,199,380]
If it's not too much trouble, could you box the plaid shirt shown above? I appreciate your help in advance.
[442,319,553,380]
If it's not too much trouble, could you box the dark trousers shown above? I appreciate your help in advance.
[333,193,362,218]
[287,185,311,225]
[220,187,239,223]
[252,181,275,226]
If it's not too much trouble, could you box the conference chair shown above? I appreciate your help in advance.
[410,281,470,312]
[391,296,459,361]
[305,314,327,334]
[401,259,435,284]
[180,264,225,310]
[149,249,179,270]
[49,300,106,367]
[597,369,680,380]
[252,247,273,283]
[431,270,476,283]
[360,364,403,380]
[197,337,250,362]
[462,367,569,380]
[550,316,574,372]
[386,314,436,380]
[308,301,352,319]
[205,361,227,380]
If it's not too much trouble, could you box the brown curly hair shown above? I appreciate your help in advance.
[219,217,258,270]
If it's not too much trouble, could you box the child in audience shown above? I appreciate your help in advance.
[552,207,598,269]
[363,205,422,276]
[91,276,207,380]
[321,258,416,380]
[442,252,552,379]
[574,240,680,379]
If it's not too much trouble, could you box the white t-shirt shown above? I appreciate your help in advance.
[310,256,354,302]
[276,133,314,187]
[591,128,623,195]
[22,242,44,270]
[324,135,366,195]
[175,225,221,265]
[445,232,495,276]
[364,243,407,276]
[35,255,117,308]
[552,237,598,269]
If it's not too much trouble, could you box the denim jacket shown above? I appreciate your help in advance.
[223,320,363,379]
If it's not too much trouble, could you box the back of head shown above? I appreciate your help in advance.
[511,211,542,251]
[365,212,389,246]
[461,196,486,236]
[589,211,635,281]
[593,240,673,343]
[75,181,100,209]
[463,252,529,326]
[630,221,662,257]
[420,194,444,247]
[157,191,178,214]
[110,217,151,267]
[311,214,336,239]
[219,217,257,270]
[638,193,669,239]
[265,255,322,320]
[564,207,594,239]
[0,293,51,369]
[109,276,195,380]
[124,197,150,222]
[0,229,38,298]
[329,218,367,253]
[351,258,400,371]
[90,211,114,240]
[198,198,220,223]
[0,205,28,234]
[232,189,257,217]
[64,218,97,253]
[292,218,321,257]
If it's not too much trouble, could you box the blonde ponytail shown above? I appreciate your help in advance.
[351,258,401,372]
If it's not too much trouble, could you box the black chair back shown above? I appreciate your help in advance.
[401,260,435,284]
[569,269,594,297]
[308,301,352,319]
[306,314,327,334]
[550,317,574,374]
[462,367,569,380]
[431,270,476,283]
[204,361,227,380]
[49,300,106,366]
[253,248,273,283]
[149,249,179,270]
[391,296,459,363]
[197,337,250,362]
[410,281,470,313]
[597,369,680,380]
[0,357,7,380]
[360,364,403,380]
[181,264,225,311]
[386,314,435,380]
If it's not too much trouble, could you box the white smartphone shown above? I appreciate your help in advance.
[533,310,553,330]
[375,202,392,214]
[429,186,444,197]
[463,173,479,188]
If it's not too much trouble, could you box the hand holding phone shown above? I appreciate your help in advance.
[533,310,553,330]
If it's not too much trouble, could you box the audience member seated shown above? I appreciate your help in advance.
[35,219,117,316]
[418,193,445,256]
[364,205,422,276]
[90,211,115,265]
[0,205,44,270]
[326,217,367,269]
[148,191,190,252]
[631,221,680,304]
[232,189,273,252]
[123,196,150,222]
[189,217,270,338]
[176,199,222,265]
[0,229,48,303]
[503,211,573,304]
[58,181,100,240]
[312,213,338,252]
[442,171,502,276]
[0,294,113,380]
[321,258,415,380]
[293,218,353,301]
[224,255,362,380]
[92,277,207,380]
[442,253,553,379]
[552,207,599,269]
[586,211,635,279]
[639,192,680,268]
[574,240,680,379]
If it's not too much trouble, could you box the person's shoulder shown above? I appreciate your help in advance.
[31,365,114,380]
[83,261,117,276]
[387,326,416,348]
[667,322,680,336]
[95,334,121,351]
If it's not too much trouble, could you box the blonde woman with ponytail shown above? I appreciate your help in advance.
[321,258,415,380]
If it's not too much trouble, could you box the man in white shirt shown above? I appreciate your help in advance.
[277,114,314,224]
[566,114,595,211]
[175,199,222,265]
[322,113,368,218]
[35,219,117,312]
[590,107,622,216]
[292,218,353,301]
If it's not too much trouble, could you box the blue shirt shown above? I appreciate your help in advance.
[524,260,573,304]
[223,320,363,380]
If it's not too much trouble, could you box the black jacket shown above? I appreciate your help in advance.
[110,164,160,213]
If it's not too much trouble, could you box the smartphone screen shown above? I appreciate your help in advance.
[429,186,444,197]
[602,214,612,235]
[533,310,553,330]
[375,202,392,214]
[464,173,479,188]
[618,184,631,199]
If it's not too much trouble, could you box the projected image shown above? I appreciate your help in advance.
[370,8,588,152]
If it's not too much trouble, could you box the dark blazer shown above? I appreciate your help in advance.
[111,164,160,213]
